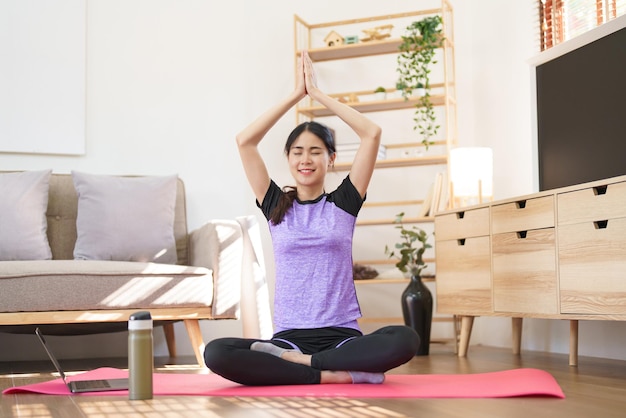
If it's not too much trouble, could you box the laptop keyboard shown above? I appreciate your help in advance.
[73,380,111,390]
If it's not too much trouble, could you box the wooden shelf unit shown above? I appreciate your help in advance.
[294,1,457,348]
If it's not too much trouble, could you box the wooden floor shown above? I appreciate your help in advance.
[1,344,625,418]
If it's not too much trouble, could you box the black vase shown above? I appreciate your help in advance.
[401,274,433,355]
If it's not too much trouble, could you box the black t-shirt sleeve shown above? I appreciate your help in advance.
[257,180,282,221]
[327,175,365,217]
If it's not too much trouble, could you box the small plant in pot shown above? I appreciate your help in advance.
[384,212,433,355]
[396,15,444,149]
[414,82,425,97]
[395,80,410,98]
[374,86,387,100]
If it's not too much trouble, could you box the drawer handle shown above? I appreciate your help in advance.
[456,211,465,219]
[593,185,608,195]
[457,238,466,246]
[594,220,609,229]
[517,231,528,239]
[516,200,527,209]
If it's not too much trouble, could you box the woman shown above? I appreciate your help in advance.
[204,51,419,386]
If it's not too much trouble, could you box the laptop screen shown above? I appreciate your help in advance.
[35,327,68,383]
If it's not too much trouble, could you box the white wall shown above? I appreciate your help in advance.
[2,0,625,362]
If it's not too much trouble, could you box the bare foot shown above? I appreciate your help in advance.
[320,371,385,384]
[281,350,312,366]
[320,371,352,384]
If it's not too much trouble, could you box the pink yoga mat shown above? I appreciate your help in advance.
[3,367,564,399]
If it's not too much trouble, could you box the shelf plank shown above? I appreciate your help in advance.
[335,154,447,171]
[355,278,408,285]
[354,276,435,285]
[357,317,455,324]
[298,95,446,118]
[356,216,434,226]
[298,31,445,63]
[298,38,404,62]
[354,258,436,265]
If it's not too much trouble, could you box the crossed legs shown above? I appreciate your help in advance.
[204,326,419,386]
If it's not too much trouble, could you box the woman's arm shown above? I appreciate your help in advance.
[302,52,382,198]
[236,56,307,203]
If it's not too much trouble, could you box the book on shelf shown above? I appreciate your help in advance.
[430,171,443,217]
[417,171,447,218]
[436,170,449,213]
[417,182,434,218]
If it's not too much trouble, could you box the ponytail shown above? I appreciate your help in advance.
[270,186,297,225]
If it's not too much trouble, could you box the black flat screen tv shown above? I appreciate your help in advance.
[531,15,626,191]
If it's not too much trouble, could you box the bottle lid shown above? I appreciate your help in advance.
[128,311,153,330]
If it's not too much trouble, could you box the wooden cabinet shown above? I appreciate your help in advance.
[434,174,626,365]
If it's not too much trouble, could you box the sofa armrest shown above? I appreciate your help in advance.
[189,220,242,319]
[236,215,273,339]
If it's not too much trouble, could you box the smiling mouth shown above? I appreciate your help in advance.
[299,168,315,174]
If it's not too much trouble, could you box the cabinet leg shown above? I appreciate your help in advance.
[569,320,579,367]
[453,315,460,354]
[458,316,474,357]
[512,317,522,355]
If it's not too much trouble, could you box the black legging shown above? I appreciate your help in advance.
[203,325,420,386]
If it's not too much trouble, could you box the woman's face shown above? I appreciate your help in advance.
[287,131,334,188]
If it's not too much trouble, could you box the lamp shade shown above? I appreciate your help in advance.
[449,147,493,206]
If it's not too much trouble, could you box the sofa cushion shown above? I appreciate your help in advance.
[72,171,178,264]
[0,170,53,261]
[0,260,213,312]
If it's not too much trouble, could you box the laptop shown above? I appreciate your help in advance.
[35,327,129,393]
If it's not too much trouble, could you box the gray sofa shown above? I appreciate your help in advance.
[0,172,244,365]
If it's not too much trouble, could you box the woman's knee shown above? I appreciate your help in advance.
[378,325,420,358]
[401,326,421,357]
[203,337,239,370]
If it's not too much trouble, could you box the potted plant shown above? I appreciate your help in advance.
[374,86,387,100]
[384,212,433,355]
[396,15,444,149]
[414,82,425,97]
[384,212,431,276]
[395,80,410,98]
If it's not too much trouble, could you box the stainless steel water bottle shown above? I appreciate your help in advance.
[128,311,153,400]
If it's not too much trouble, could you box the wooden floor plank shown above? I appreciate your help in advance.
[1,345,625,418]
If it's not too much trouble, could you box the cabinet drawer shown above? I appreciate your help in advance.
[491,196,554,234]
[558,181,626,226]
[434,207,490,241]
[435,236,492,314]
[558,218,626,315]
[492,228,557,314]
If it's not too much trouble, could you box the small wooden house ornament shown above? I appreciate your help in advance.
[324,30,344,47]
